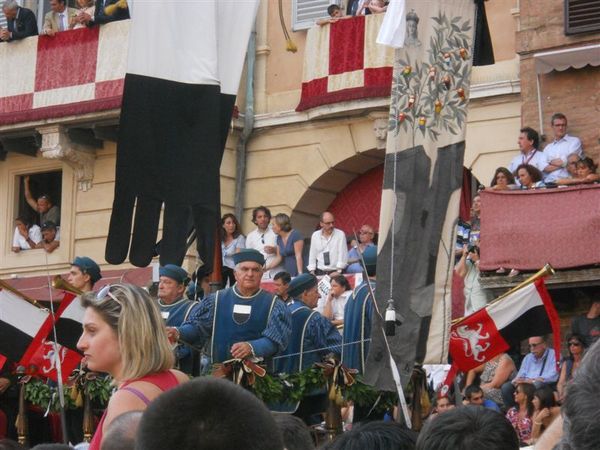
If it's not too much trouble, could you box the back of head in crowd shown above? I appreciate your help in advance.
[328,421,417,450]
[416,406,518,450]
[272,413,314,450]
[559,339,600,450]
[0,440,26,450]
[101,411,143,450]
[30,445,74,450]
[135,378,283,450]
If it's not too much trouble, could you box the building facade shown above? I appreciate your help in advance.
[1,0,597,283]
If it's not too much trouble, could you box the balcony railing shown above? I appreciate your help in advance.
[0,20,129,128]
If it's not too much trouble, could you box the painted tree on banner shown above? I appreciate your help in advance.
[365,0,476,392]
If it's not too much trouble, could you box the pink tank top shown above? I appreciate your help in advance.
[89,370,180,450]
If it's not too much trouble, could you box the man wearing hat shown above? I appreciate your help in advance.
[274,273,341,374]
[170,249,291,366]
[68,256,102,293]
[158,264,200,375]
[35,221,60,253]
[342,245,377,375]
[272,273,341,418]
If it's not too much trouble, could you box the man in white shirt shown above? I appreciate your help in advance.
[245,206,282,279]
[307,211,348,275]
[508,127,548,182]
[543,113,583,183]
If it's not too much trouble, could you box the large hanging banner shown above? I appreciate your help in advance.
[365,0,476,390]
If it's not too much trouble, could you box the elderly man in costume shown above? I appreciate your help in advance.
[68,256,102,293]
[169,249,291,365]
[273,273,341,419]
[342,245,377,375]
[158,264,200,375]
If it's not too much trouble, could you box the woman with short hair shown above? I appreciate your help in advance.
[272,213,304,276]
[516,164,545,190]
[78,284,188,450]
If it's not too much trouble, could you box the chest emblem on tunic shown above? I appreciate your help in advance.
[233,304,252,325]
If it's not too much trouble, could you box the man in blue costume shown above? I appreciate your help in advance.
[157,264,199,375]
[274,273,342,374]
[342,245,377,375]
[169,249,291,366]
[273,273,341,420]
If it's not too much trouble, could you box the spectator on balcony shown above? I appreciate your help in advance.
[0,1,38,42]
[272,213,304,277]
[556,333,586,402]
[565,152,581,178]
[488,167,517,191]
[501,336,558,409]
[455,244,491,315]
[70,0,95,29]
[542,113,583,183]
[465,353,516,409]
[508,127,548,182]
[11,216,42,253]
[505,383,535,446]
[34,221,60,253]
[24,176,60,226]
[367,0,388,14]
[316,4,344,26]
[516,164,545,190]
[307,211,348,276]
[571,294,600,348]
[346,224,376,273]
[220,213,245,287]
[556,157,600,186]
[43,0,78,36]
[78,0,129,27]
[530,386,560,444]
[246,206,283,280]
[321,274,352,327]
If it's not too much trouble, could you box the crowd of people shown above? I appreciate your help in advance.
[0,0,128,43]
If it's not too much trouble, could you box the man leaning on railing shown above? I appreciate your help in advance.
[0,0,38,42]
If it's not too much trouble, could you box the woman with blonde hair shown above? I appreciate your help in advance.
[77,284,188,450]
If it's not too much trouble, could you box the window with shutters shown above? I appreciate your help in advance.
[565,0,600,35]
[292,0,340,31]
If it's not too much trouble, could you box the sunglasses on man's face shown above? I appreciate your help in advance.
[568,342,582,347]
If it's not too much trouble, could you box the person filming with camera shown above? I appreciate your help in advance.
[455,243,492,315]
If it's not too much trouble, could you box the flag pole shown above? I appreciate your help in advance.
[42,257,70,445]
[0,279,47,309]
[452,263,556,325]
[352,229,412,429]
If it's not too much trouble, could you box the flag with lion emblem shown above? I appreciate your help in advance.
[439,278,560,396]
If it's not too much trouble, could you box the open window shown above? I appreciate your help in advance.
[17,170,62,227]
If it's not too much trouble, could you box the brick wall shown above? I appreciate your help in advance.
[517,0,600,160]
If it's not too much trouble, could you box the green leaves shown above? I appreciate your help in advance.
[388,11,472,142]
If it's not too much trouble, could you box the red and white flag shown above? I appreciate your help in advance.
[20,291,85,382]
[440,278,560,396]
